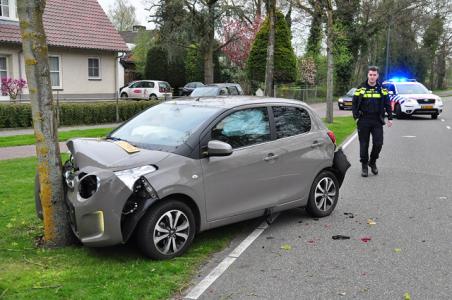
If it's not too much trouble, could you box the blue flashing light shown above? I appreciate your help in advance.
[388,77,408,82]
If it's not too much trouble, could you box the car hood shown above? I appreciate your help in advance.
[399,93,440,100]
[66,138,170,170]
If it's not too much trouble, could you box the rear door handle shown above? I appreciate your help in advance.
[264,153,279,161]
[311,140,322,148]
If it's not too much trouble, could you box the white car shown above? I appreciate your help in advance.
[120,80,172,101]
[382,79,443,119]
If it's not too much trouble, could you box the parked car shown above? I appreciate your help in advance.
[337,88,356,110]
[180,82,205,96]
[120,80,172,101]
[382,78,443,119]
[36,96,350,259]
[190,83,244,97]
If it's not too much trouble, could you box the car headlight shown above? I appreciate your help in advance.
[114,165,157,190]
[338,98,343,103]
[406,98,416,104]
[78,174,100,199]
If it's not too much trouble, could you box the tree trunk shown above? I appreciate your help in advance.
[256,0,262,19]
[203,1,216,84]
[264,0,276,97]
[324,0,334,123]
[436,43,447,89]
[17,0,72,247]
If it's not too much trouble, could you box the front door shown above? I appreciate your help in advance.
[201,107,282,221]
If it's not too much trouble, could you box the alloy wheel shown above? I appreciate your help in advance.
[153,209,190,255]
[314,177,337,212]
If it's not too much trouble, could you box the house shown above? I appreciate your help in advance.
[0,0,128,102]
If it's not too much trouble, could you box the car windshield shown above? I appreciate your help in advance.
[190,86,220,97]
[346,88,356,96]
[109,103,221,150]
[396,83,429,94]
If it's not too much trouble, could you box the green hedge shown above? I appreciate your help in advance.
[0,101,158,129]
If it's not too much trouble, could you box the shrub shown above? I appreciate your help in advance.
[0,101,158,129]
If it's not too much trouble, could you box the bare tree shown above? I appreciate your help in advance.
[17,0,72,246]
[108,0,138,31]
[264,0,276,96]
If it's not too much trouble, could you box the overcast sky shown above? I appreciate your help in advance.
[97,0,152,29]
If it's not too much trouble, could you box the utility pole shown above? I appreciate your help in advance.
[385,15,392,80]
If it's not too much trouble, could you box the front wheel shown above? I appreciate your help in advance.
[306,170,339,218]
[121,92,128,99]
[395,104,406,119]
[137,200,195,260]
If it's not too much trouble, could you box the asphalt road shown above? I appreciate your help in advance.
[185,97,452,299]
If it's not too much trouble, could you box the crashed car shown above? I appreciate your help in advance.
[36,97,350,260]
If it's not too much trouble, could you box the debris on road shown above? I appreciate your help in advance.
[280,244,292,251]
[360,237,372,243]
[344,212,355,218]
[338,292,346,296]
[367,219,377,225]
[394,248,402,253]
[332,235,350,240]
[404,292,411,300]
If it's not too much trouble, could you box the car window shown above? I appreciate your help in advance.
[346,88,356,96]
[395,83,429,94]
[141,82,151,88]
[272,106,311,138]
[212,107,271,148]
[148,82,155,88]
[191,86,220,97]
[219,88,228,95]
[130,82,142,88]
[227,86,239,95]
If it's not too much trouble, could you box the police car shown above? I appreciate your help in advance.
[382,78,444,119]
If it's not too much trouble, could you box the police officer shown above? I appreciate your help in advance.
[352,66,393,177]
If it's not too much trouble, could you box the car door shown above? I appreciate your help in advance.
[200,106,283,221]
[271,105,326,204]
[130,81,144,99]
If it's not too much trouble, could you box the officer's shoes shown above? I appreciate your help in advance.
[361,163,368,177]
[369,162,378,175]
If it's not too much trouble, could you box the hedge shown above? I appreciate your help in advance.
[0,101,159,129]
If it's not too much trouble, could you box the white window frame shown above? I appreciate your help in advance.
[0,55,9,100]
[88,57,101,80]
[0,0,18,21]
[48,55,62,90]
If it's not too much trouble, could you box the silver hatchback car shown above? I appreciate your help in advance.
[37,97,350,259]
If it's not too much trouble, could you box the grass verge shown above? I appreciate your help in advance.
[0,116,355,299]
[0,128,114,148]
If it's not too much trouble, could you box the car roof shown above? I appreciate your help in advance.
[165,96,309,109]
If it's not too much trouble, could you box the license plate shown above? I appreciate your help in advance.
[344,102,352,106]
[422,105,433,109]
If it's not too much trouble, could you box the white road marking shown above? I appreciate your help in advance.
[441,119,445,122]
[185,221,269,299]
[447,126,451,130]
[184,131,357,299]
[402,135,416,138]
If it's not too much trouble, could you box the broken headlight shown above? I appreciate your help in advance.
[114,165,157,190]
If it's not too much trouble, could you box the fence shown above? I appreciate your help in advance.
[274,85,321,103]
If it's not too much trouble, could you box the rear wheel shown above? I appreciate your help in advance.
[431,113,438,119]
[149,94,158,101]
[121,92,128,99]
[137,200,195,260]
[306,170,339,218]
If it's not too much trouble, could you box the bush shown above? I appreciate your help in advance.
[0,101,158,129]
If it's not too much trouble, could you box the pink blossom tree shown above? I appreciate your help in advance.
[1,78,27,103]
[220,17,263,69]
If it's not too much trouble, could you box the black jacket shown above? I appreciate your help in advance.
[352,81,392,124]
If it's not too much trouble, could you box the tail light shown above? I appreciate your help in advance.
[327,130,336,145]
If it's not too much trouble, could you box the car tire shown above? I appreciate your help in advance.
[306,170,339,218]
[137,200,195,260]
[338,105,344,110]
[149,94,158,101]
[121,92,128,99]
[431,113,438,119]
[395,103,405,119]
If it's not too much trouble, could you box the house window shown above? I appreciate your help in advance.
[0,56,7,96]
[49,56,62,89]
[88,58,100,79]
[0,0,9,18]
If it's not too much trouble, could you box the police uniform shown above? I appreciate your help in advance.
[352,81,392,174]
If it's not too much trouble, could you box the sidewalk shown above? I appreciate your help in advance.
[0,122,122,137]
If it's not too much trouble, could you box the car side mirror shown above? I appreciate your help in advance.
[207,140,233,156]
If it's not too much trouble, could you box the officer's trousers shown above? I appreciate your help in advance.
[357,117,383,164]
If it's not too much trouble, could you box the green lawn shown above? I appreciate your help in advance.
[324,116,356,146]
[0,128,114,148]
[0,116,355,299]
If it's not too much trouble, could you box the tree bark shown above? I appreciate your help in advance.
[203,0,216,84]
[324,0,334,123]
[17,0,72,246]
[264,0,276,96]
